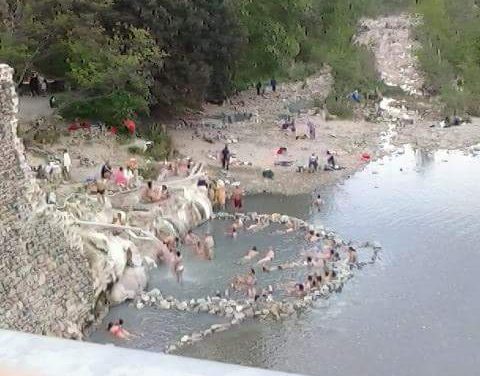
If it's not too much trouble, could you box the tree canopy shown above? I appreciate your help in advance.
[1,0,440,123]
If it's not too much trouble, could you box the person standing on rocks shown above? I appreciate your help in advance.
[256,81,262,96]
[308,153,319,173]
[347,246,358,267]
[96,177,107,205]
[221,144,231,170]
[271,78,277,92]
[62,149,71,180]
[308,119,316,140]
[325,151,336,170]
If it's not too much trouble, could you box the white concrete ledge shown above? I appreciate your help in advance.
[0,330,303,376]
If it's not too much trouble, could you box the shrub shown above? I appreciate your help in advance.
[128,146,145,155]
[325,94,354,119]
[142,129,172,162]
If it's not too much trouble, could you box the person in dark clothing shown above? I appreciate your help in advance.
[271,78,277,92]
[101,161,112,179]
[29,74,40,96]
[326,151,336,170]
[221,144,231,170]
[256,82,262,96]
[49,95,57,108]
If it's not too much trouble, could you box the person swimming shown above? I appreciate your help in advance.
[232,216,244,230]
[319,249,334,260]
[247,218,261,231]
[324,269,337,283]
[305,275,314,291]
[257,247,275,265]
[244,246,259,260]
[291,283,306,297]
[226,227,238,238]
[306,230,320,243]
[108,319,132,340]
[184,229,199,246]
[195,240,206,258]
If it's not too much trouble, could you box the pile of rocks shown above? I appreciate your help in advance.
[135,264,354,354]
[213,211,346,245]
[356,14,424,96]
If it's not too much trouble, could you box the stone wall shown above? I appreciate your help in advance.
[0,64,95,338]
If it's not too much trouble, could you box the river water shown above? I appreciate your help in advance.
[91,145,480,375]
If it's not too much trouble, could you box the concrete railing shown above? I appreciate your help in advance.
[0,330,304,376]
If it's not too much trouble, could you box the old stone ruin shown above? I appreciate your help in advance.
[0,63,213,339]
[0,64,95,338]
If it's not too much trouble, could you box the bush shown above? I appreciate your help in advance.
[414,0,480,116]
[138,164,160,181]
[142,129,172,162]
[59,91,148,126]
[325,94,354,119]
[128,146,145,155]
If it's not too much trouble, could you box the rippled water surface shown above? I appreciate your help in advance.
[92,146,480,375]
[180,147,480,375]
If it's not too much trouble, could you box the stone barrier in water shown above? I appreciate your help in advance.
[130,211,381,353]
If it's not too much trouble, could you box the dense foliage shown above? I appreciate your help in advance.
[1,0,422,123]
[413,0,480,115]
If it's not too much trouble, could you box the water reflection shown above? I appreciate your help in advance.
[414,147,434,170]
[180,147,480,376]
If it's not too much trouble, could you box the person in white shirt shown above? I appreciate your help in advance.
[63,150,72,180]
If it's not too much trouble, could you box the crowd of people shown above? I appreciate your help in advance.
[95,159,139,202]
[307,150,338,173]
[228,215,360,301]
[104,171,365,341]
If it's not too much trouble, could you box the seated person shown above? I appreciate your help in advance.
[161,185,170,200]
[324,151,337,171]
[142,181,163,202]
[113,167,128,187]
